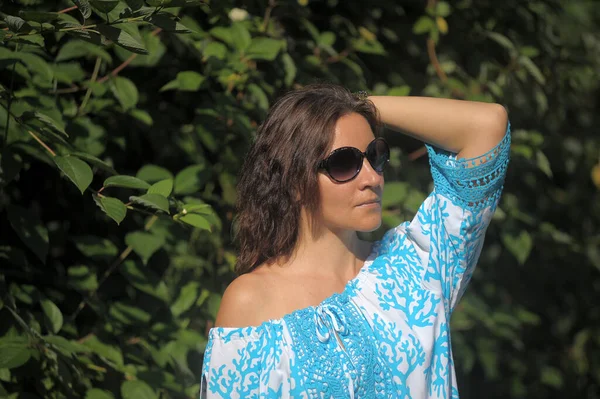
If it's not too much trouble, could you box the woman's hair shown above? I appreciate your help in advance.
[234,83,380,275]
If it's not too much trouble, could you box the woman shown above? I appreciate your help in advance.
[201,84,510,398]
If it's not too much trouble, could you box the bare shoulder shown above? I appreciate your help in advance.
[214,271,272,328]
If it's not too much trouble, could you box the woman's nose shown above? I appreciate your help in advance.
[358,157,384,188]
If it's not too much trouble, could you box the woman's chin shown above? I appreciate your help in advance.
[356,217,382,233]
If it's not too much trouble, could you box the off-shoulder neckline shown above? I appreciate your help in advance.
[208,241,382,340]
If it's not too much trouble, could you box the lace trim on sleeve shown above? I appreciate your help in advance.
[425,122,511,211]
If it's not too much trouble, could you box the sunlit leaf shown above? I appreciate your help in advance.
[121,380,157,399]
[97,25,148,54]
[93,195,127,224]
[41,298,63,334]
[147,179,173,197]
[104,175,150,190]
[125,231,165,265]
[0,337,31,369]
[54,155,94,194]
[129,193,170,213]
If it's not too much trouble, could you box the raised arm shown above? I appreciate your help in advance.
[368,96,508,159]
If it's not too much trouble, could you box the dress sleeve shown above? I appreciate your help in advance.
[200,324,289,399]
[404,122,511,311]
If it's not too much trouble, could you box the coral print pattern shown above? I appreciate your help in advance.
[200,124,511,399]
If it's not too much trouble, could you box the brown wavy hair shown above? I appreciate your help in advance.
[234,83,379,275]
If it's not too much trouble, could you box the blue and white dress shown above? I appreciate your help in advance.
[201,124,511,399]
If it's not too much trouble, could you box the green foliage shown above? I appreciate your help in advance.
[0,0,599,398]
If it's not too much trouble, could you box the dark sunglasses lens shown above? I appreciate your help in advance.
[327,149,361,182]
[367,139,389,172]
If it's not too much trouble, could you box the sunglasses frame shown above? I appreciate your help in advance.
[318,137,390,183]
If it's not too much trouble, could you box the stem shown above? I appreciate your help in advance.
[5,305,45,341]
[261,0,277,32]
[408,146,428,161]
[3,43,19,150]
[58,5,78,14]
[69,215,159,321]
[97,28,162,84]
[78,56,102,116]
[28,130,57,157]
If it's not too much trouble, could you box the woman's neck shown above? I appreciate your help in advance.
[276,213,371,282]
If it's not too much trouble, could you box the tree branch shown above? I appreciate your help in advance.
[69,215,159,321]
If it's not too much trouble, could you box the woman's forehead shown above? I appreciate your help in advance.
[330,113,375,151]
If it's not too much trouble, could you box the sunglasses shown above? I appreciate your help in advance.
[318,138,390,183]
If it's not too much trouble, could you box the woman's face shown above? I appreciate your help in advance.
[317,112,384,234]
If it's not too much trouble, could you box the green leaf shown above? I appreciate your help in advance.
[146,0,173,5]
[486,32,515,51]
[502,230,533,265]
[145,13,192,33]
[4,16,31,33]
[120,260,170,302]
[536,150,553,178]
[41,298,63,334]
[23,111,67,136]
[413,16,434,34]
[90,0,120,13]
[71,235,118,258]
[7,205,49,263]
[129,193,170,213]
[148,179,173,197]
[0,338,31,369]
[68,265,99,291]
[110,76,139,111]
[136,165,173,183]
[281,53,296,86]
[174,164,210,195]
[121,380,158,399]
[85,389,115,399]
[382,182,409,208]
[182,203,212,214]
[436,1,451,17]
[18,11,60,23]
[246,38,284,61]
[71,152,117,175]
[1,146,23,183]
[170,282,199,317]
[65,26,103,45]
[130,109,153,126]
[93,195,127,224]
[541,366,564,388]
[0,368,10,382]
[123,0,144,10]
[44,335,91,355]
[351,38,385,55]
[109,301,151,324]
[230,22,252,51]
[519,55,545,84]
[73,0,93,19]
[160,71,205,92]
[519,46,540,58]
[203,41,227,60]
[387,86,411,97]
[178,213,211,231]
[56,40,112,63]
[83,336,123,366]
[97,25,148,54]
[54,155,94,194]
[125,231,165,265]
[104,175,150,190]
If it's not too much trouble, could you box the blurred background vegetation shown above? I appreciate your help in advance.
[0,0,599,398]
